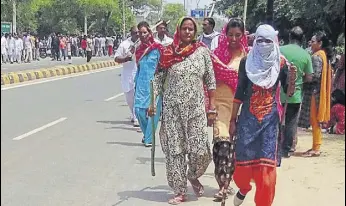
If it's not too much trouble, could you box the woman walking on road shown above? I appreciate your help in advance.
[134,21,163,147]
[210,18,249,200]
[149,17,216,205]
[230,24,294,206]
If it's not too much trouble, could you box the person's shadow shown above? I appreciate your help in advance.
[113,186,172,205]
[113,185,218,205]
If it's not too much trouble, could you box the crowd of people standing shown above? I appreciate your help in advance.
[1,32,123,65]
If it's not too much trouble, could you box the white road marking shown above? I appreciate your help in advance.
[1,66,121,91]
[13,117,68,141]
[104,93,124,102]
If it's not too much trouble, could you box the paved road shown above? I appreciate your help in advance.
[1,56,112,73]
[1,67,343,206]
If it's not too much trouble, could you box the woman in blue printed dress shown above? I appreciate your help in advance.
[229,25,294,206]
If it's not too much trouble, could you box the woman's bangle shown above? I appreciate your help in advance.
[208,109,217,114]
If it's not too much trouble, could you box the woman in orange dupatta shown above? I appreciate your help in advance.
[301,31,333,157]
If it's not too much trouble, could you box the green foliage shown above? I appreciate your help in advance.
[1,0,135,36]
[215,0,345,43]
[162,3,186,33]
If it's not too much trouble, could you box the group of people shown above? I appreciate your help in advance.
[1,32,40,64]
[1,31,124,65]
[114,16,344,206]
[46,33,122,63]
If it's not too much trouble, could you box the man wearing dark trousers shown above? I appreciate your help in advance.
[280,26,313,158]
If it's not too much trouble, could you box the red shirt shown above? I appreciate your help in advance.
[328,104,345,135]
[81,39,87,49]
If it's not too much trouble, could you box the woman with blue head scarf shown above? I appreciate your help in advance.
[229,24,295,206]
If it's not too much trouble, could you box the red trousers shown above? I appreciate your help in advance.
[108,45,113,56]
[233,165,277,206]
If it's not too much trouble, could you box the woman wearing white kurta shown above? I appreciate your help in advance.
[114,27,140,127]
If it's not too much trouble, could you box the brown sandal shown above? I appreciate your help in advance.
[189,179,204,197]
[168,194,187,205]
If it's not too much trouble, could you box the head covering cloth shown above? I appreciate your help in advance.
[159,17,204,69]
[245,24,281,89]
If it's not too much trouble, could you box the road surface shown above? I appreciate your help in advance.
[1,66,344,206]
[1,56,112,73]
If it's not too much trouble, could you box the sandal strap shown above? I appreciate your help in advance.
[168,195,186,205]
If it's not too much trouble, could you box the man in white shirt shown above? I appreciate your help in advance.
[154,20,173,46]
[7,34,15,64]
[1,33,8,64]
[23,33,32,63]
[198,18,220,51]
[114,27,140,127]
[14,34,23,64]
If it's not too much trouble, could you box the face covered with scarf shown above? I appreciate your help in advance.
[246,24,281,89]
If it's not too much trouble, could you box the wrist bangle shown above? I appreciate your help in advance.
[208,109,217,114]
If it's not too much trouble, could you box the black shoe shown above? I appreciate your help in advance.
[234,191,246,206]
[141,138,145,144]
[282,152,291,158]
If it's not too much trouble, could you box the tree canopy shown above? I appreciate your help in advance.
[215,0,345,44]
[1,0,136,36]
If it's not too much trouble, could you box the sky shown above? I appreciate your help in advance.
[165,0,213,9]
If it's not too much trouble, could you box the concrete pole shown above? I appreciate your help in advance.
[122,0,126,39]
[243,0,248,28]
[12,0,17,34]
[84,14,88,35]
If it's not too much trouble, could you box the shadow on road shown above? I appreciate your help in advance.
[136,157,166,165]
[107,141,144,147]
[113,185,218,205]
[96,120,132,126]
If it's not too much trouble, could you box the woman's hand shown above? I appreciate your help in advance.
[207,110,217,127]
[229,119,237,137]
[147,105,156,117]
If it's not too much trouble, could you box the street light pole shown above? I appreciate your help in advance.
[266,0,274,25]
[12,0,17,34]
[243,0,248,28]
[122,0,126,39]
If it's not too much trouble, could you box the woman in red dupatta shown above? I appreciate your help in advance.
[134,21,164,147]
[210,18,249,201]
[149,17,217,205]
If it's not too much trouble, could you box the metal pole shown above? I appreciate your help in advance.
[196,0,201,9]
[122,0,126,39]
[12,0,16,34]
[266,0,274,25]
[84,13,87,35]
[208,0,216,17]
[243,0,248,28]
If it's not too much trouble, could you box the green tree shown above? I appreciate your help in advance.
[162,3,186,33]
[215,0,345,43]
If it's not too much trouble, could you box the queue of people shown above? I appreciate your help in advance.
[113,16,344,206]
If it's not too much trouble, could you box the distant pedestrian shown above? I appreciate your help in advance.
[86,35,93,62]
[114,27,140,127]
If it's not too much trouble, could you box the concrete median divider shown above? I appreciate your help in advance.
[1,60,118,86]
